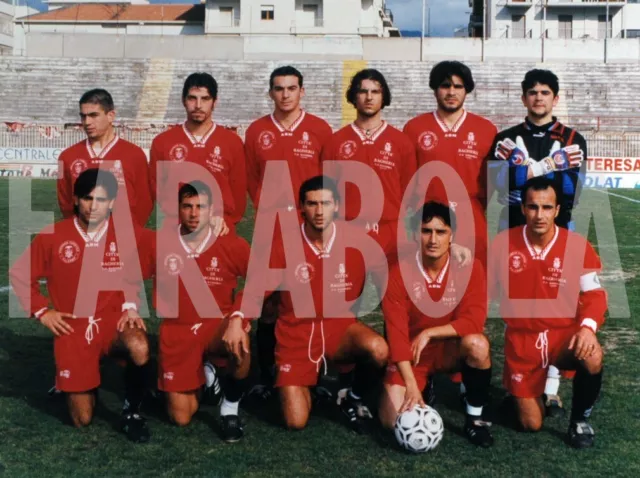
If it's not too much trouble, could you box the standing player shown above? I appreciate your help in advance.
[57,89,153,227]
[488,177,606,448]
[244,66,333,400]
[10,169,152,442]
[149,72,246,233]
[136,181,251,442]
[379,202,493,448]
[490,69,587,416]
[403,61,497,265]
[225,176,389,432]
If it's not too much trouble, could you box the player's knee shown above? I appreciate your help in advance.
[284,414,308,431]
[71,409,93,428]
[126,333,150,366]
[462,334,491,365]
[169,409,193,427]
[368,336,389,367]
[518,413,543,432]
[582,345,604,374]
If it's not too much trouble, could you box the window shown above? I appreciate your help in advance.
[598,15,612,39]
[511,14,525,39]
[626,29,640,38]
[261,5,274,20]
[219,6,234,27]
[558,15,572,39]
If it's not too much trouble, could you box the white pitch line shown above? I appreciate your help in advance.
[591,189,640,204]
[0,285,12,293]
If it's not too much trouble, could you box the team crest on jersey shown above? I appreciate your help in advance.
[170,144,188,162]
[59,240,81,264]
[412,281,426,301]
[295,262,315,283]
[553,152,565,166]
[339,140,357,159]
[509,251,527,273]
[302,132,310,142]
[384,142,392,153]
[109,242,117,253]
[259,131,276,150]
[113,160,122,171]
[164,253,184,275]
[418,131,438,151]
[553,257,561,269]
[71,159,88,178]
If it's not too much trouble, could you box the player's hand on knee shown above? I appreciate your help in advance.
[569,327,598,361]
[399,383,426,413]
[210,216,229,237]
[451,243,472,267]
[40,309,76,337]
[117,308,146,332]
[223,315,249,361]
[411,330,432,366]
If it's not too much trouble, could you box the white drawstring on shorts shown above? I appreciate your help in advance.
[191,323,202,335]
[308,321,328,375]
[85,316,102,344]
[535,330,549,369]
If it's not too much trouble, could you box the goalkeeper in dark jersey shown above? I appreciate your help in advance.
[489,68,587,420]
[490,69,587,232]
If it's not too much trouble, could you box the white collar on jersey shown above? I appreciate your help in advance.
[415,250,450,285]
[270,110,306,134]
[522,225,559,261]
[178,224,213,258]
[85,135,119,159]
[350,121,387,143]
[301,222,336,258]
[182,122,216,148]
[433,110,467,134]
[74,216,109,247]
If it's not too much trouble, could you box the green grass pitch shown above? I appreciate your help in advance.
[0,179,638,477]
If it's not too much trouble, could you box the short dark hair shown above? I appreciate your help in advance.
[179,180,212,205]
[79,89,114,113]
[298,175,340,206]
[346,69,392,108]
[429,61,475,93]
[412,201,456,233]
[522,176,562,206]
[521,69,559,97]
[73,168,118,215]
[182,72,218,101]
[269,66,304,90]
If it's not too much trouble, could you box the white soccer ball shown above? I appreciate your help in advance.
[394,405,444,453]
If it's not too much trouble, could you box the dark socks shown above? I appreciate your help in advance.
[571,367,603,422]
[462,362,492,416]
[123,361,150,414]
[257,320,276,387]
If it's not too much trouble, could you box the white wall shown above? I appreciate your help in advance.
[624,4,640,31]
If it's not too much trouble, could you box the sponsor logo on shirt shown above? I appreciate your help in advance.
[259,131,276,150]
[206,145,225,174]
[163,372,174,381]
[169,144,188,162]
[59,370,71,379]
[418,131,438,152]
[330,262,353,293]
[102,240,123,271]
[295,262,315,283]
[294,131,316,159]
[339,140,357,159]
[205,256,224,286]
[59,240,81,264]
[374,142,396,171]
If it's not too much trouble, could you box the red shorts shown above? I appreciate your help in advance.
[503,326,578,398]
[54,313,120,393]
[384,339,461,391]
[157,318,250,393]
[275,318,355,387]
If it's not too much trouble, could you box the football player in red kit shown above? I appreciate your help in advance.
[149,72,246,234]
[379,202,493,448]
[10,169,152,443]
[225,176,389,433]
[244,66,333,400]
[403,61,497,265]
[322,68,416,259]
[488,177,606,448]
[57,89,153,227]
[135,181,251,443]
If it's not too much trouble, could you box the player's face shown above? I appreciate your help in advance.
[75,185,114,226]
[80,103,115,140]
[269,75,305,114]
[355,79,384,117]
[301,189,338,232]
[435,75,466,113]
[521,187,560,236]
[417,217,452,261]
[179,193,211,234]
[183,87,215,124]
[522,83,559,120]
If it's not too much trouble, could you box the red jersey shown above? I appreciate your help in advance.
[140,226,250,324]
[382,254,487,363]
[403,110,497,208]
[57,137,153,227]
[149,123,247,225]
[245,111,333,210]
[10,217,143,319]
[489,226,607,333]
[321,122,417,223]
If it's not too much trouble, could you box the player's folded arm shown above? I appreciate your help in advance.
[381,266,413,363]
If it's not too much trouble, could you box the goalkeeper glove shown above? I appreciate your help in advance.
[495,136,532,166]
[530,143,584,178]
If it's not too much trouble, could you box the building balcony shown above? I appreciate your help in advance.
[380,8,394,27]
[546,0,626,7]
[359,25,382,36]
[500,1,534,8]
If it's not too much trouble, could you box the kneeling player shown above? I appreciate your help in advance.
[227,176,388,432]
[489,177,606,448]
[10,169,151,442]
[137,181,251,442]
[379,202,493,447]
